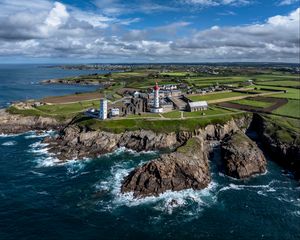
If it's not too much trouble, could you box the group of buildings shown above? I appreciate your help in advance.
[86,82,208,120]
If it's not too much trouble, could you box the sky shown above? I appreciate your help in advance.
[0,0,299,63]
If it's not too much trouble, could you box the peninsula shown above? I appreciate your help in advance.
[1,63,299,198]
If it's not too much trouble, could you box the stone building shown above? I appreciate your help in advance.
[187,101,208,112]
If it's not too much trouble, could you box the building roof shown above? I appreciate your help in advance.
[188,101,208,108]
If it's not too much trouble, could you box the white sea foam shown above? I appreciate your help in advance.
[94,160,218,215]
[1,141,17,146]
[102,147,157,158]
[65,158,91,175]
[0,133,21,138]
[24,130,55,139]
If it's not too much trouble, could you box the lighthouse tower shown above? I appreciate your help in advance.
[150,82,163,113]
[99,98,108,120]
[154,81,160,108]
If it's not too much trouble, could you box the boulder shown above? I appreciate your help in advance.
[221,130,267,179]
[121,137,211,198]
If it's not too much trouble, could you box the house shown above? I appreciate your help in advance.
[187,101,208,112]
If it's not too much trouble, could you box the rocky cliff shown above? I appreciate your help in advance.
[44,116,251,160]
[221,130,267,179]
[121,137,211,198]
[252,114,300,179]
[0,109,64,134]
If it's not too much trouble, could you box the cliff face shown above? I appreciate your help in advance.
[252,114,300,179]
[0,109,63,134]
[121,137,211,198]
[221,130,267,179]
[45,116,251,161]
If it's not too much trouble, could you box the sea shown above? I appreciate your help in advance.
[0,64,299,240]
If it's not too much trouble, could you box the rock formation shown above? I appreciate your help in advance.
[221,130,267,179]
[44,116,251,160]
[251,114,300,179]
[0,109,63,134]
[121,137,211,198]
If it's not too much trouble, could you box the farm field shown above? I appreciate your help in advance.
[188,92,250,102]
[230,99,273,108]
[253,85,300,99]
[256,80,299,88]
[273,99,300,119]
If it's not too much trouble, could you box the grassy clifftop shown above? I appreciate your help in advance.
[73,113,248,133]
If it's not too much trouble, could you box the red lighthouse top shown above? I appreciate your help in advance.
[153,81,160,91]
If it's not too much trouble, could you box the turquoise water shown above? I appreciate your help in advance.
[0,65,299,240]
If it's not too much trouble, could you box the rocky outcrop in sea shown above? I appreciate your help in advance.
[221,130,267,179]
[121,137,211,198]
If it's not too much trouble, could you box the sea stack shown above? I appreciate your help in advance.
[221,130,267,179]
[121,137,211,198]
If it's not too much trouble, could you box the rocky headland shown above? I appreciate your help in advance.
[1,108,299,198]
[121,137,211,198]
[221,130,267,179]
[43,116,249,161]
[0,109,65,134]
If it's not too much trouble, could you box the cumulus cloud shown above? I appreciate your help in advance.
[181,0,251,6]
[0,0,299,63]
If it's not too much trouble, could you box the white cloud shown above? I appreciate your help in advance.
[0,1,298,63]
[45,2,69,27]
[181,0,250,6]
[278,0,299,5]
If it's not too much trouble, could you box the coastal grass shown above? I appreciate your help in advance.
[263,115,300,144]
[183,106,233,117]
[188,92,249,102]
[162,111,182,118]
[77,113,247,133]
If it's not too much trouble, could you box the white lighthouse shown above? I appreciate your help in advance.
[99,98,108,120]
[150,82,163,113]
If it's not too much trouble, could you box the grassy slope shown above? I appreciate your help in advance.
[263,115,300,144]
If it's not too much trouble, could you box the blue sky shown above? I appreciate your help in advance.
[0,0,299,63]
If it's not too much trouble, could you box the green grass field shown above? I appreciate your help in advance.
[183,106,234,117]
[230,99,273,108]
[273,99,300,119]
[253,85,300,99]
[8,100,100,121]
[161,111,182,118]
[188,92,249,102]
[256,80,299,88]
[76,113,247,133]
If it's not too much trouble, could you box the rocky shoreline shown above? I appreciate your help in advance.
[0,109,65,135]
[0,109,299,198]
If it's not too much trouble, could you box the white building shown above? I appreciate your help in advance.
[110,108,120,117]
[187,101,208,112]
[99,98,108,120]
[150,82,163,113]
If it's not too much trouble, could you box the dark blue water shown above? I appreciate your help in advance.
[0,64,105,107]
[0,65,300,240]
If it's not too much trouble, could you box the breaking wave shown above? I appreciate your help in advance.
[2,141,17,146]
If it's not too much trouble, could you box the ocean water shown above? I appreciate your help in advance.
[0,65,300,240]
[0,64,104,108]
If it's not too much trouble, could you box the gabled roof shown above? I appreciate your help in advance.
[188,101,208,108]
